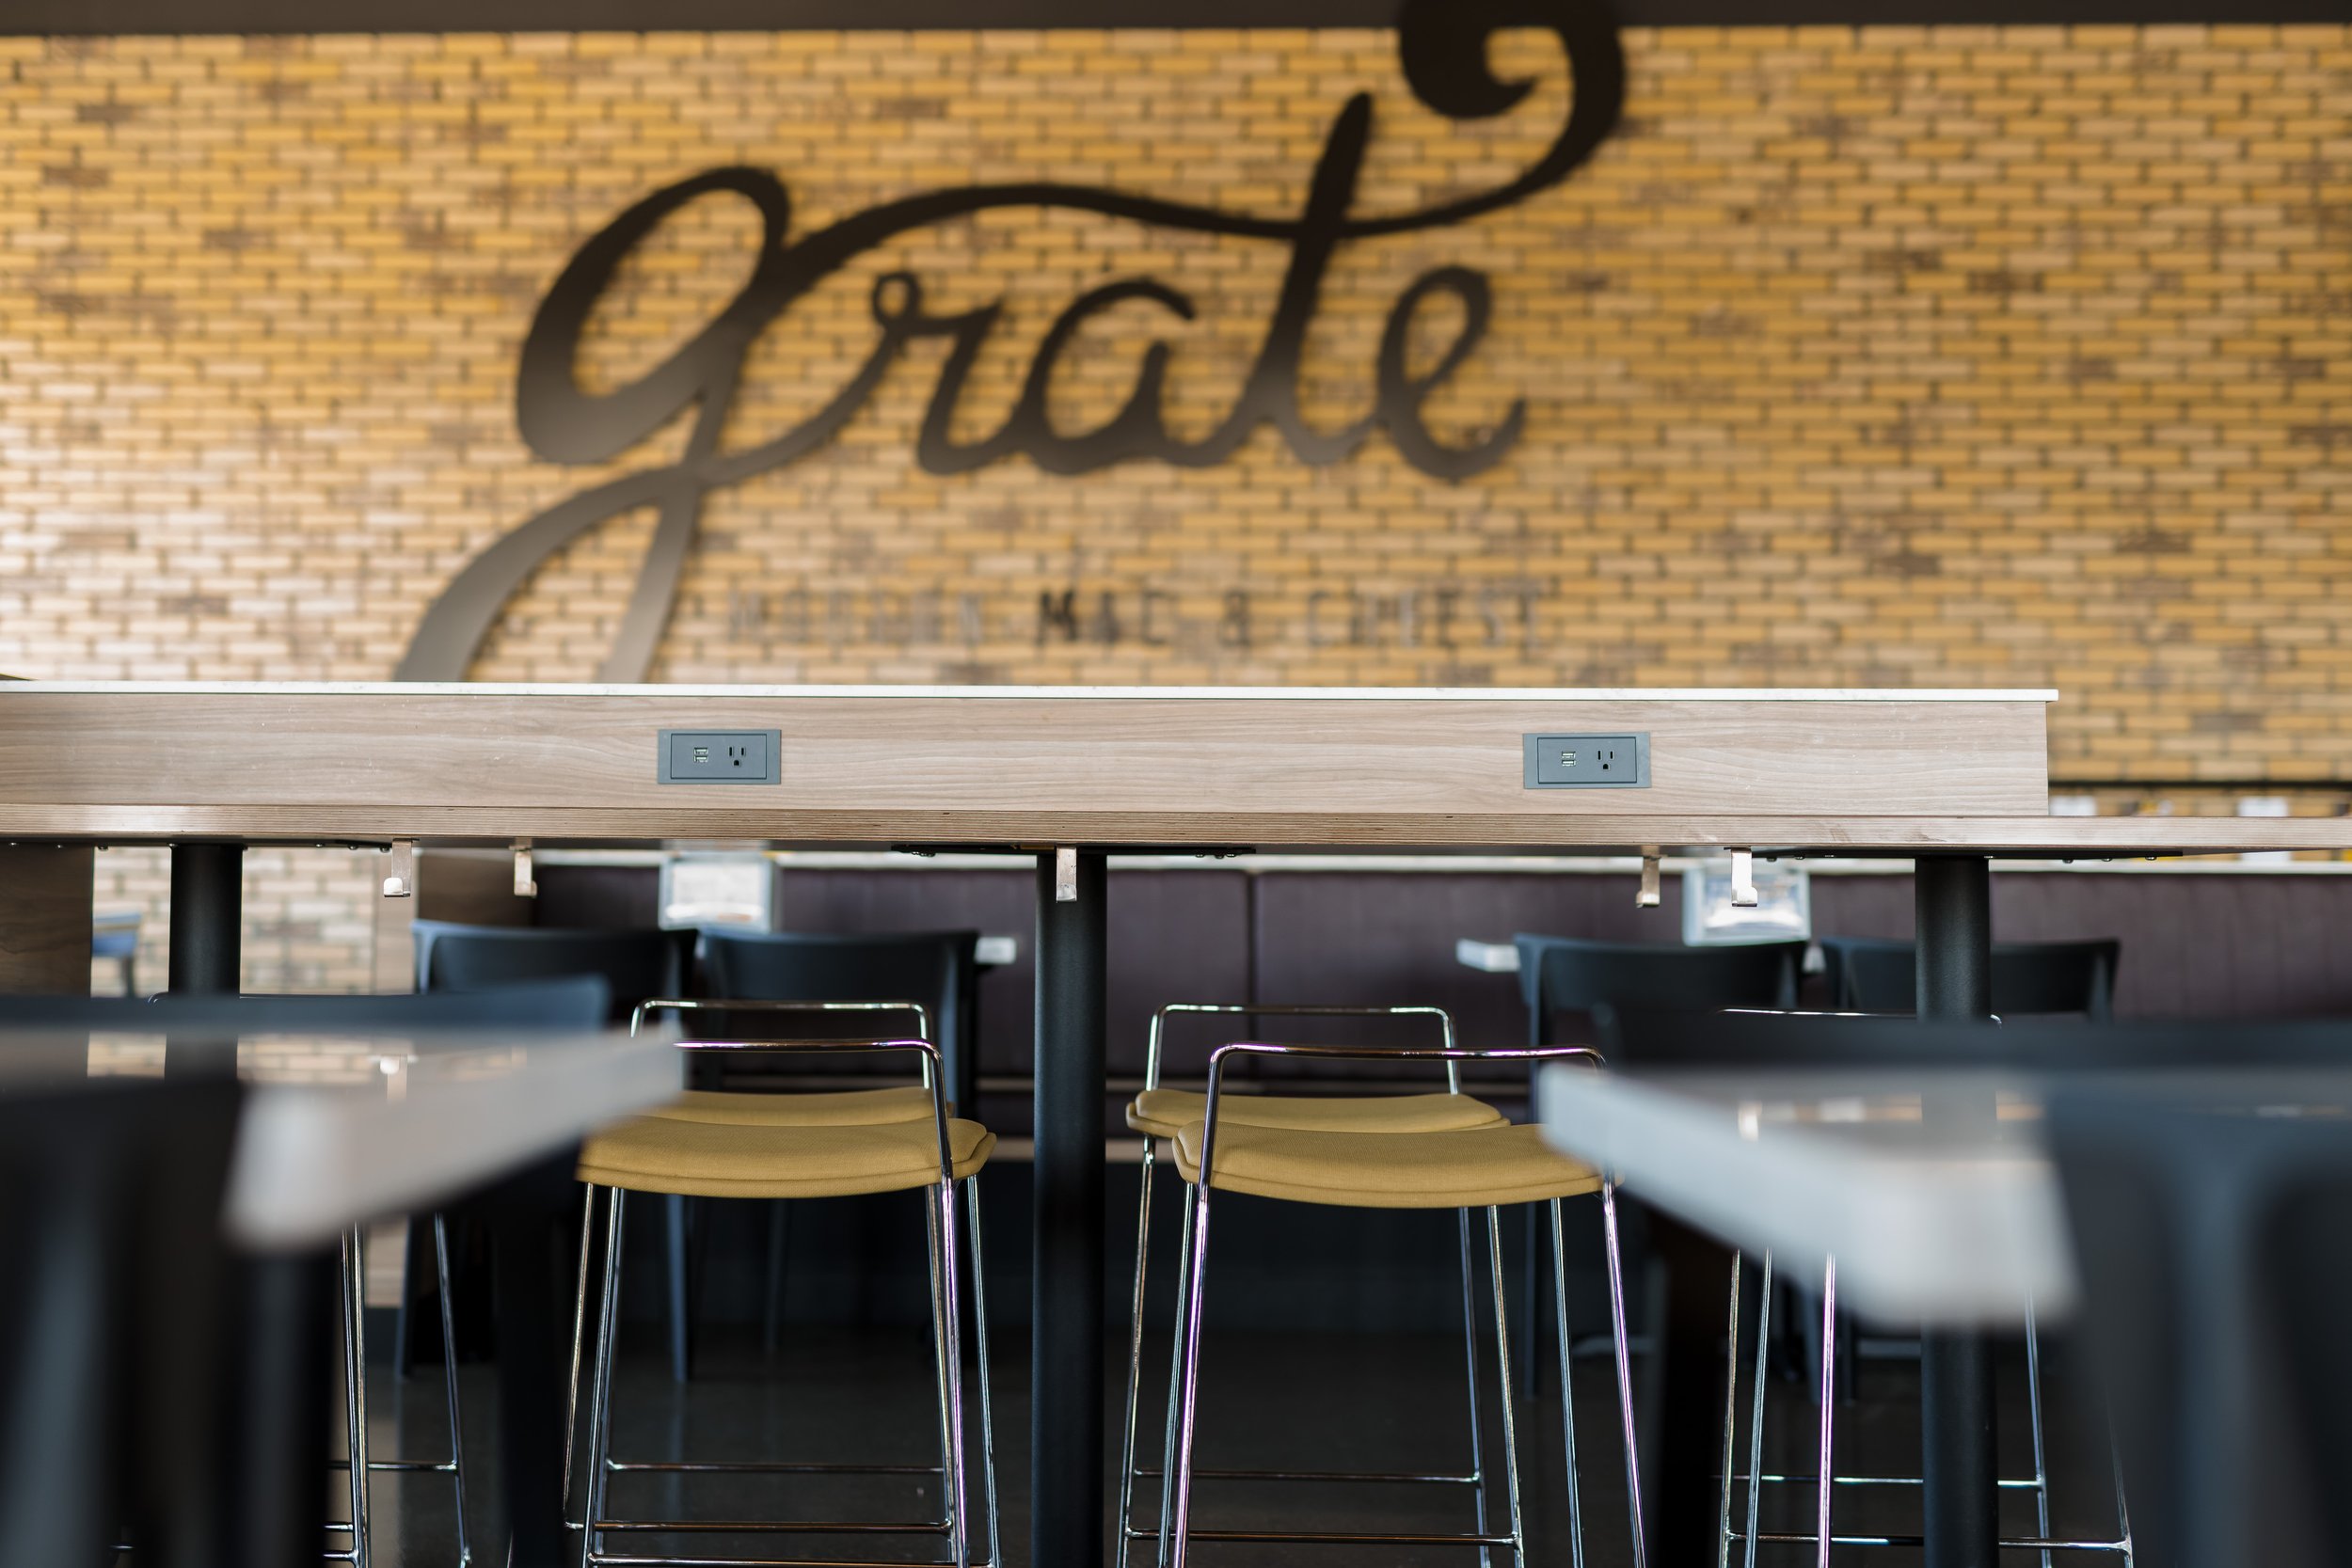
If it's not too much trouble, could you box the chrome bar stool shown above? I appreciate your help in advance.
[1588,1004,2132,1567]
[564,999,947,1519]
[562,994,944,1492]
[1720,1254,2130,1566]
[1117,1003,1508,1568]
[329,1220,470,1568]
[570,1026,999,1568]
[1160,1038,1645,1568]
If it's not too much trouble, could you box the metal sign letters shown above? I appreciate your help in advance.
[395,0,1623,681]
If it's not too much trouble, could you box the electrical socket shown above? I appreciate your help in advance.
[658,729,782,784]
[1523,732,1648,789]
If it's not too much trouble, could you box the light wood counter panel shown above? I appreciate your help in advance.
[3,805,2348,856]
[0,683,2052,844]
[0,846,93,990]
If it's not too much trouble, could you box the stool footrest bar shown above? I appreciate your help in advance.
[592,1520,950,1535]
[1736,1471,2045,1489]
[1750,1531,2129,1553]
[592,1557,992,1568]
[606,1460,942,1476]
[1132,1465,1478,1485]
[1172,1528,1518,1545]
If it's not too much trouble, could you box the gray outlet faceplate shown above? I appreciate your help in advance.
[658,729,782,784]
[1523,732,1649,788]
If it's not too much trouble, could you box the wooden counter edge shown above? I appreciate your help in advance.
[0,806,2344,855]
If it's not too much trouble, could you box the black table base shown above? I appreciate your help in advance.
[1033,849,1108,1568]
[1915,854,1999,1568]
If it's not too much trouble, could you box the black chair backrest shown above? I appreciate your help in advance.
[2049,1085,2352,1568]
[0,976,613,1034]
[412,921,687,1022]
[1594,1006,2352,1071]
[0,1074,247,1567]
[1817,936,2119,1021]
[1515,935,1803,1043]
[698,929,981,1105]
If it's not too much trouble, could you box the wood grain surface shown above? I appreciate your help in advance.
[0,846,95,991]
[13,682,2335,851]
[0,685,2054,843]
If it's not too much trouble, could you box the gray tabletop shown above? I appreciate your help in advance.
[1539,1063,2352,1326]
[0,1025,682,1250]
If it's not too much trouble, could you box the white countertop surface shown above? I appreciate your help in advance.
[63,1027,685,1250]
[1536,1066,2074,1325]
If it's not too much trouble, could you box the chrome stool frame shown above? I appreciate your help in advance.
[574,999,939,1395]
[1717,1252,2134,1566]
[570,1033,998,1568]
[565,999,944,1518]
[328,1216,471,1568]
[1118,1003,1508,1568]
[1160,1039,1647,1568]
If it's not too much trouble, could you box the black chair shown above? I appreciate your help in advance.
[0,1073,264,1568]
[91,911,139,996]
[1509,935,1804,1392]
[409,924,699,1387]
[0,976,612,1035]
[0,983,612,1568]
[1515,935,1806,1033]
[1591,1006,2274,1566]
[1817,935,2119,1021]
[2049,1081,2352,1568]
[696,929,984,1370]
[700,930,983,1117]
[412,922,691,1022]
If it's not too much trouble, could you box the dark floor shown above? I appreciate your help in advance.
[343,1315,2129,1567]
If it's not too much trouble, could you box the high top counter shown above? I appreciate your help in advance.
[4,680,2348,1568]
[2,680,2344,856]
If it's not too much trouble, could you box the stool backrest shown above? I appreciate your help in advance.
[1515,935,1803,1044]
[1817,936,2119,1021]
[2050,1084,2352,1568]
[412,921,688,1022]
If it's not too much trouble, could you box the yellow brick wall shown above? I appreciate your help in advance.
[3,24,2347,779]
[6,25,2351,989]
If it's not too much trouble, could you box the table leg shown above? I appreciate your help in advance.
[1638,1211,1737,1566]
[219,1251,336,1568]
[1035,848,1108,1568]
[168,842,243,994]
[1915,854,1998,1568]
[469,1147,583,1568]
[167,842,246,1078]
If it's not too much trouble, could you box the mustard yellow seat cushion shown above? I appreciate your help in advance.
[1171,1121,1601,1210]
[654,1085,938,1127]
[580,1115,993,1200]
[1126,1088,1505,1139]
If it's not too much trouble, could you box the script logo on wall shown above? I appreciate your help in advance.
[395,0,1624,682]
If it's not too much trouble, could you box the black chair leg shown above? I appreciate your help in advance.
[762,1200,790,1356]
[1521,1203,1544,1396]
[664,1193,693,1384]
[391,1218,432,1379]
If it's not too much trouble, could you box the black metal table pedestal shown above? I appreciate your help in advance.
[1915,854,2000,1568]
[168,842,243,995]
[1034,848,1109,1568]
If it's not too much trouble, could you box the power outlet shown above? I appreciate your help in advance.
[658,729,781,785]
[1523,733,1648,789]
